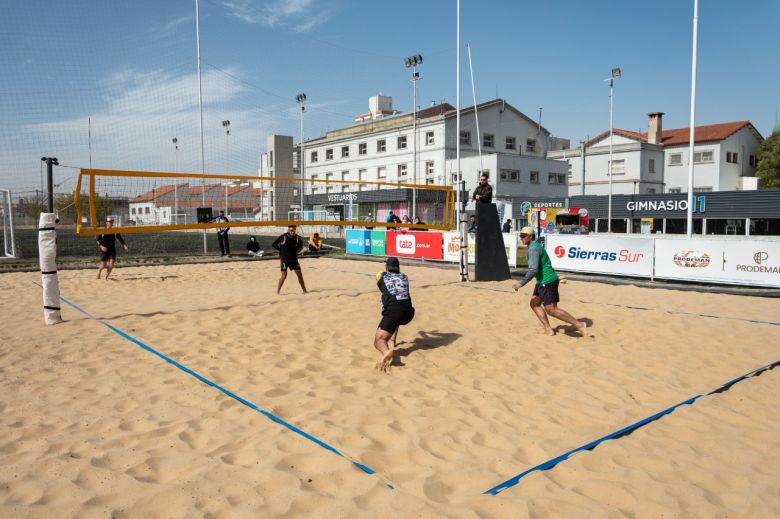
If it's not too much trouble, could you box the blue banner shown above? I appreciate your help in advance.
[346,230,371,254]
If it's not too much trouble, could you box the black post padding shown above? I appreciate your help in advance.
[475,203,510,281]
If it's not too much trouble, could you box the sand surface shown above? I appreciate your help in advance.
[1,257,779,518]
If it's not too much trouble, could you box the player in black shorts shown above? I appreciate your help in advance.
[374,257,415,372]
[272,225,308,294]
[96,217,128,280]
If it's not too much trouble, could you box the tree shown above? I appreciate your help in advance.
[757,132,780,188]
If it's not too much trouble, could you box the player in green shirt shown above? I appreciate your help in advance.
[512,226,587,337]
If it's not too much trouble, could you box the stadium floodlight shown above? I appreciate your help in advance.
[296,93,306,213]
[604,67,621,233]
[404,54,423,218]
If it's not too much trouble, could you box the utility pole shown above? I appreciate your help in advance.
[296,93,307,217]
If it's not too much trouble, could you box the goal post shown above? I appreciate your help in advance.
[0,189,17,258]
[74,168,455,236]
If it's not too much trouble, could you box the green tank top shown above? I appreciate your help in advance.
[532,241,559,285]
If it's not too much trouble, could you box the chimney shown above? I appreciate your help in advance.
[647,112,664,144]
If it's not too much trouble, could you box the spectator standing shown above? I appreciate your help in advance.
[472,173,493,203]
[502,219,512,233]
[214,210,231,257]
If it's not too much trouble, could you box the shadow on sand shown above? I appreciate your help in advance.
[392,330,462,366]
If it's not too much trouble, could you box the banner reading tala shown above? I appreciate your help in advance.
[442,232,518,266]
[386,231,443,260]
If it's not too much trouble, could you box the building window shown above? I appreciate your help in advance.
[145,207,150,214]
[530,171,539,184]
[269,150,274,166]
[325,172,333,181]
[693,151,714,164]
[325,148,333,160]
[548,173,566,185]
[647,188,656,193]
[693,187,713,192]
[500,169,520,182]
[526,139,536,153]
[483,133,494,148]
[310,151,318,163]
[649,159,656,174]
[749,154,756,167]
[726,151,738,164]
[611,159,625,175]
[131,208,135,215]
[425,161,434,177]
[397,163,407,180]
[450,173,459,184]
[358,142,367,155]
[668,188,682,193]
[460,130,471,145]
[341,146,349,158]
[505,136,516,150]
[425,131,434,145]
[358,168,367,181]
[669,153,683,166]
[397,135,407,149]
[377,166,386,178]
[377,139,386,152]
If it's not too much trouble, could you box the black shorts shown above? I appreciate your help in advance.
[100,247,116,262]
[533,280,560,306]
[280,257,301,271]
[378,304,415,334]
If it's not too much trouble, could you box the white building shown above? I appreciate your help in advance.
[262,96,569,224]
[549,113,764,195]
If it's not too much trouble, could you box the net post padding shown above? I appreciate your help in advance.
[75,168,455,236]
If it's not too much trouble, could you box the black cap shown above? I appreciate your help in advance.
[386,257,400,272]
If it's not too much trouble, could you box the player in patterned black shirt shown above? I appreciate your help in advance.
[374,257,415,372]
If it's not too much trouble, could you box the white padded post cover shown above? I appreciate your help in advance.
[38,213,63,325]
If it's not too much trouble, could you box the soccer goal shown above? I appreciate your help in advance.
[0,189,17,258]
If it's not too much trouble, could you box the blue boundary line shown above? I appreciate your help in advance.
[457,284,780,327]
[52,290,394,489]
[483,359,779,495]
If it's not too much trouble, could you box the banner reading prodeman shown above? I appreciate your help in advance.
[386,231,443,260]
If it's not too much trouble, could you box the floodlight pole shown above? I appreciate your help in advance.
[195,0,207,253]
[457,0,467,282]
[41,157,58,213]
[222,120,230,214]
[296,93,306,217]
[173,137,178,223]
[686,0,699,238]
[605,67,620,233]
[405,54,423,219]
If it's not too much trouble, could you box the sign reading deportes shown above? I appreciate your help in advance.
[386,231,443,260]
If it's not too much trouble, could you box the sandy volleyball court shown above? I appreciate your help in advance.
[1,257,778,518]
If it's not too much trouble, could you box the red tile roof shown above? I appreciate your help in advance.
[586,121,755,148]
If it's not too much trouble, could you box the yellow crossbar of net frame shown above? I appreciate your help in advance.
[75,168,455,236]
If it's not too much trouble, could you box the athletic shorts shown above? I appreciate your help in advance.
[280,257,301,271]
[533,280,560,306]
[100,247,116,262]
[378,304,415,334]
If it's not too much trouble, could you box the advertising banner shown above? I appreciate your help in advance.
[654,238,780,287]
[442,232,518,266]
[345,230,370,254]
[369,230,386,255]
[546,234,655,277]
[386,230,443,260]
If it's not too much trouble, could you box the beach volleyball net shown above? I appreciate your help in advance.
[74,168,455,238]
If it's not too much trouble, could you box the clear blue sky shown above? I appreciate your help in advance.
[1,0,778,192]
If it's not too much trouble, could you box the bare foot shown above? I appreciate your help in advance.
[576,321,588,337]
[541,328,556,336]
[377,348,394,373]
